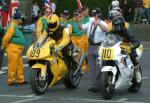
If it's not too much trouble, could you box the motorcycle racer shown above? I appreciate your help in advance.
[45,14,73,58]
[109,16,142,83]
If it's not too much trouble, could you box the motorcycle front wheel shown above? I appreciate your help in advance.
[30,69,48,95]
[64,61,81,89]
[128,65,142,92]
[100,72,115,100]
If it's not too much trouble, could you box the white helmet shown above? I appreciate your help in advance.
[108,9,122,21]
[111,0,119,9]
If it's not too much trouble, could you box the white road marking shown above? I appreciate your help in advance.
[143,52,150,55]
[2,64,29,70]
[117,98,128,102]
[11,97,42,103]
[144,48,150,50]
[0,94,36,98]
[142,41,150,44]
[22,94,36,98]
[47,97,144,103]
[142,76,149,80]
[0,95,145,103]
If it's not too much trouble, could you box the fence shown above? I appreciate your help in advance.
[22,29,35,55]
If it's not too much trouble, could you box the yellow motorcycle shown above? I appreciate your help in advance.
[26,35,84,95]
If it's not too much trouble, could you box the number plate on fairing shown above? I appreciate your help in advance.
[30,49,41,57]
[100,48,114,60]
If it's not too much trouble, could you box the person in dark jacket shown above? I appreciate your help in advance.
[133,0,143,24]
[0,24,5,74]
[120,0,133,22]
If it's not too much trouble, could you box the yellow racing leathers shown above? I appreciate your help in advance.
[56,28,70,49]
[45,25,70,53]
[2,20,25,84]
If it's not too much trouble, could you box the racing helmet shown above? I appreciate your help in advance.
[47,14,60,32]
[112,16,125,32]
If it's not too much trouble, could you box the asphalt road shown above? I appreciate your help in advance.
[0,42,150,103]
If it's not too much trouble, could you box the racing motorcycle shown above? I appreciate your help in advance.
[98,34,143,99]
[26,35,85,95]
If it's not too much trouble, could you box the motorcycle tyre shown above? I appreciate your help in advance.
[100,72,115,100]
[64,61,81,89]
[30,69,48,95]
[128,65,142,93]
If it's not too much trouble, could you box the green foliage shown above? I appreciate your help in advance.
[55,0,111,19]
[37,0,111,19]
[37,0,134,19]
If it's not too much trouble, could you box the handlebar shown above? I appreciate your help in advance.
[49,45,64,60]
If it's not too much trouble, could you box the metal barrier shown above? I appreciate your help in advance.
[132,24,150,41]
[22,29,35,55]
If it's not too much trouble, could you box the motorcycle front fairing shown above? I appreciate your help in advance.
[98,34,134,89]
[26,36,68,87]
[26,36,56,60]
[98,41,121,85]
[114,55,134,89]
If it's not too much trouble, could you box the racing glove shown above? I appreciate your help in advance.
[54,45,63,53]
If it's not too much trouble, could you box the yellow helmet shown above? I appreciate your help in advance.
[47,14,60,32]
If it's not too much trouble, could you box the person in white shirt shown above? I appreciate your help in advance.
[109,0,122,22]
[80,7,109,92]
[32,1,40,23]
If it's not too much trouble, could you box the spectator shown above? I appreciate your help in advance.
[0,14,5,74]
[59,10,72,35]
[80,6,91,72]
[108,9,124,31]
[36,7,53,38]
[80,7,108,92]
[108,0,119,13]
[70,9,88,73]
[111,0,120,9]
[108,8,122,21]
[2,13,28,86]
[121,0,133,22]
[142,0,150,23]
[32,0,40,23]
[133,0,143,24]
[80,6,90,24]
[108,0,122,24]
[109,0,122,21]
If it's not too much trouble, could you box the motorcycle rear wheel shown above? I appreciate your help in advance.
[100,72,115,100]
[64,61,81,89]
[30,69,48,95]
